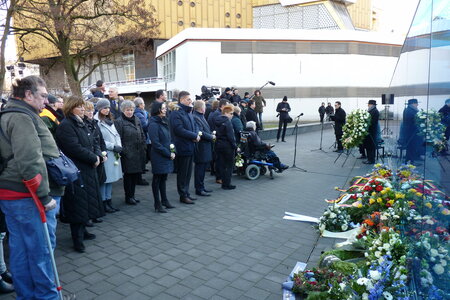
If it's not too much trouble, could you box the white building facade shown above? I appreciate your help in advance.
[156,28,404,121]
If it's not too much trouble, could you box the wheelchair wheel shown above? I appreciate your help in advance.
[245,164,260,180]
[260,166,267,176]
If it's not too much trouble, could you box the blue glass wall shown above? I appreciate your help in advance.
[388,0,450,298]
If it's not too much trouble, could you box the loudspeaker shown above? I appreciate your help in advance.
[381,94,394,105]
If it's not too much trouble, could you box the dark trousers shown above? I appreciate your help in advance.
[70,223,85,247]
[364,136,376,163]
[258,112,263,129]
[359,144,366,156]
[335,130,343,150]
[320,113,325,123]
[213,151,221,180]
[217,148,234,187]
[152,173,168,209]
[176,155,193,198]
[195,162,208,193]
[277,119,288,141]
[123,173,140,199]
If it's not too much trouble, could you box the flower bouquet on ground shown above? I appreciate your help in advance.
[342,109,371,150]
[317,205,351,234]
[292,268,350,299]
[416,109,447,152]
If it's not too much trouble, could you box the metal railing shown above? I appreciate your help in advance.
[82,77,165,94]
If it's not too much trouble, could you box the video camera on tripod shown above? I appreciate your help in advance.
[195,85,220,101]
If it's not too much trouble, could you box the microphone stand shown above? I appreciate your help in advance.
[291,114,307,172]
[311,121,327,153]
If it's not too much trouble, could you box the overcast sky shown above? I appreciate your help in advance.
[1,0,421,62]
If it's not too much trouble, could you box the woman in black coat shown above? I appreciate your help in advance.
[55,96,104,253]
[148,102,176,213]
[114,100,146,205]
[214,105,237,190]
[276,96,291,142]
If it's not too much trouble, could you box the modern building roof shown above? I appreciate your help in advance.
[155,27,404,58]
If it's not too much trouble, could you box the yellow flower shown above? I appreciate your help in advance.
[409,189,416,193]
[385,187,391,192]
[438,204,443,207]
[408,201,414,207]
[387,200,395,206]
[357,203,363,208]
[377,198,383,204]
[395,193,405,199]
[358,198,362,201]
[416,192,423,197]
[369,198,375,205]
[380,190,387,195]
[425,203,432,209]
[442,209,450,215]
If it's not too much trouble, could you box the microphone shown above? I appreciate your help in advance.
[296,113,304,118]
[268,81,275,86]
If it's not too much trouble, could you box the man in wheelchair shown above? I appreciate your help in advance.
[244,121,289,173]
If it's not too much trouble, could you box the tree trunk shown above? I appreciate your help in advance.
[59,42,82,97]
[0,0,17,95]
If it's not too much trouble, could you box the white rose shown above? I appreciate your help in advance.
[362,293,369,300]
[369,270,381,281]
[341,224,348,231]
[357,278,369,286]
[383,291,393,300]
[400,274,407,280]
[374,251,381,258]
[433,264,445,275]
[430,249,438,257]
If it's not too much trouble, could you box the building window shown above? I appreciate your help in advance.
[161,50,176,82]
[122,50,135,81]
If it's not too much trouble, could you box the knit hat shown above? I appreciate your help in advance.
[96,98,110,111]
[47,94,58,104]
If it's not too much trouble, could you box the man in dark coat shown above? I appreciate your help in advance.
[363,100,380,164]
[400,99,424,163]
[332,101,346,153]
[108,87,122,119]
[208,99,229,131]
[276,96,291,142]
[169,91,200,204]
[193,101,214,197]
[231,88,242,104]
[246,100,261,131]
[92,80,105,98]
[325,102,334,121]
[439,98,450,141]
[219,87,233,101]
[318,102,326,123]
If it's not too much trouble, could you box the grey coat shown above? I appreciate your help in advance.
[95,114,123,183]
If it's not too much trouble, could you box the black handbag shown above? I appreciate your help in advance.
[286,116,293,123]
[46,151,80,186]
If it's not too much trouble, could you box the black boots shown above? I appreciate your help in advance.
[104,199,119,212]
[0,278,13,294]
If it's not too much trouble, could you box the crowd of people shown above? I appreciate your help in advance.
[0,76,289,298]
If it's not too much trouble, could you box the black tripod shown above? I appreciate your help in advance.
[311,121,327,153]
[291,114,307,172]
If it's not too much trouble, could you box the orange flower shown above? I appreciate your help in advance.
[363,219,375,227]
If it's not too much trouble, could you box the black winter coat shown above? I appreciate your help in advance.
[215,115,236,151]
[276,102,291,121]
[148,116,173,174]
[114,114,146,174]
[245,108,261,130]
[193,111,213,163]
[207,109,221,131]
[169,104,198,156]
[56,115,104,223]
[248,129,268,152]
[318,106,326,115]
[364,107,379,145]
[84,117,107,184]
[333,107,346,136]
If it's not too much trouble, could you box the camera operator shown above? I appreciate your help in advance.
[231,88,242,105]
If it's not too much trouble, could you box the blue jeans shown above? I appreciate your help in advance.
[100,183,113,201]
[0,197,60,300]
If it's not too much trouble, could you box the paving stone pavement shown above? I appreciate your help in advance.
[2,125,376,300]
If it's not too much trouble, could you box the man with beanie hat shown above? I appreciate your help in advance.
[39,94,61,137]
[362,100,379,164]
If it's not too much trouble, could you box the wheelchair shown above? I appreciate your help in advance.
[237,131,278,180]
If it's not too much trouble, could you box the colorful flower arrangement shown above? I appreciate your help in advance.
[416,109,447,151]
[289,163,450,299]
[342,109,371,150]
